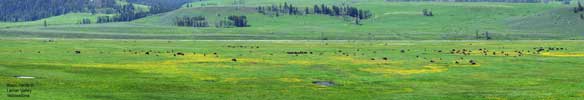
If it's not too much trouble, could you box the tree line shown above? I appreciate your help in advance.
[475,31,493,40]
[90,4,149,24]
[575,2,584,20]
[174,16,209,27]
[173,15,249,28]
[227,16,249,27]
[256,2,302,16]
[256,3,373,24]
[79,18,92,24]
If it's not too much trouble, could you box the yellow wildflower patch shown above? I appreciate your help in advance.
[485,96,507,100]
[31,62,188,74]
[383,88,415,94]
[402,88,414,93]
[360,64,447,75]
[330,56,396,65]
[287,60,314,65]
[279,78,303,83]
[30,54,239,74]
[541,52,584,57]
[236,58,267,64]
[163,54,226,64]
[222,77,257,83]
[199,76,218,81]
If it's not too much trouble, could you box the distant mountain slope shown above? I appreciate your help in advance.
[0,0,194,22]
[0,0,117,22]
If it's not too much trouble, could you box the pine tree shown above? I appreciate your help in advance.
[314,5,321,14]
[429,11,434,16]
[475,30,480,40]
[355,18,361,25]
[485,31,492,40]
[43,20,48,27]
[578,1,584,12]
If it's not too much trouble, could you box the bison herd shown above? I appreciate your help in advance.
[15,40,572,67]
[71,46,568,66]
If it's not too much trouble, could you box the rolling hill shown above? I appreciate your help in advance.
[1,0,582,40]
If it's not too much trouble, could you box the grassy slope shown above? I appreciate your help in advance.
[507,4,584,37]
[0,13,111,29]
[1,0,579,40]
[1,39,584,99]
[116,0,151,12]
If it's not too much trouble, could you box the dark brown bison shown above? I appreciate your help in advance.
[469,60,477,65]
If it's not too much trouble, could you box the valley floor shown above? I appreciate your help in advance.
[1,39,584,99]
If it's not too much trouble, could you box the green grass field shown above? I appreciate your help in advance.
[1,0,582,40]
[1,39,584,99]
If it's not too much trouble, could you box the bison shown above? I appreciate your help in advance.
[469,60,477,65]
[176,52,185,56]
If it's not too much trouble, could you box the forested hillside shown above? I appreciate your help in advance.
[126,0,194,14]
[0,0,193,22]
[0,0,116,22]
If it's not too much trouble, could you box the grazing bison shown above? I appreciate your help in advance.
[287,51,308,55]
[176,52,185,56]
[75,50,81,54]
[232,58,237,62]
[469,60,477,65]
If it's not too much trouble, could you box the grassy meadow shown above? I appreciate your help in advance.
[1,39,584,99]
